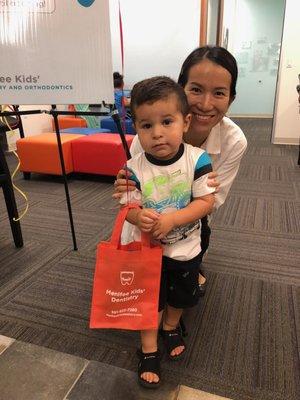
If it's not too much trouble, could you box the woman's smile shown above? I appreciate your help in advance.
[192,113,214,122]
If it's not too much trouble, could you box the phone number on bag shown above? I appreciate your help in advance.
[111,308,138,315]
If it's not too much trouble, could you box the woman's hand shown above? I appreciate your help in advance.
[207,171,220,193]
[112,169,136,199]
[136,209,160,232]
[151,213,176,240]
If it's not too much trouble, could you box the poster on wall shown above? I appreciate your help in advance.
[0,0,114,104]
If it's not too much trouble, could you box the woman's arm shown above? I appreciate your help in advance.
[213,138,247,210]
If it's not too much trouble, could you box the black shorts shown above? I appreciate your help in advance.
[158,253,201,312]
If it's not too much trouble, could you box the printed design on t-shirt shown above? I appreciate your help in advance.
[142,170,199,244]
[143,169,190,211]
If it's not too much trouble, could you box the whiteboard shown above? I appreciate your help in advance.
[0,0,114,104]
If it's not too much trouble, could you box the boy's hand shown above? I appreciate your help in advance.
[151,213,176,240]
[136,208,160,232]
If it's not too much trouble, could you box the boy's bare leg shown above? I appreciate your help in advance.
[198,273,206,284]
[162,305,185,357]
[140,311,163,384]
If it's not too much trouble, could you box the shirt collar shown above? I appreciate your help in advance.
[145,143,184,165]
[201,121,221,155]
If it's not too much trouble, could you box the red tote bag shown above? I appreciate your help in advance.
[90,205,163,330]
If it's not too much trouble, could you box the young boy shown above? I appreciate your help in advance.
[120,76,215,388]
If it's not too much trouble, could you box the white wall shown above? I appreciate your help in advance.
[109,0,200,88]
[272,0,300,145]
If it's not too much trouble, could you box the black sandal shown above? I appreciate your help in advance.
[160,327,186,360]
[137,350,161,389]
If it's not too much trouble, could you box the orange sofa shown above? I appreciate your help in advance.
[16,133,82,176]
[52,116,87,131]
[72,134,133,176]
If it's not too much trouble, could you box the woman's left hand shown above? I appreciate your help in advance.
[207,171,220,193]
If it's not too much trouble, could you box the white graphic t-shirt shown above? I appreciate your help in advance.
[120,143,214,261]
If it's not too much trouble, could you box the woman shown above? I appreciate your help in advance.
[114,46,247,290]
[113,46,247,386]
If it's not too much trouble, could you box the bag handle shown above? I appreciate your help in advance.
[110,204,151,248]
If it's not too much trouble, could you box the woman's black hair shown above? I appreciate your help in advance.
[178,46,238,98]
[113,71,124,88]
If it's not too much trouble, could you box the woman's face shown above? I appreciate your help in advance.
[184,59,233,141]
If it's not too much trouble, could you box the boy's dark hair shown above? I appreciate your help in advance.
[130,76,189,122]
[113,71,124,88]
[178,46,238,98]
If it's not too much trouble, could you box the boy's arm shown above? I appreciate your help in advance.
[173,193,214,227]
[126,208,141,225]
[151,194,214,239]
[126,207,160,233]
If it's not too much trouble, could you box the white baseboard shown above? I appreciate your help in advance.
[273,138,299,145]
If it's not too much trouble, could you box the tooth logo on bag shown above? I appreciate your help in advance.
[77,0,95,7]
[120,271,134,286]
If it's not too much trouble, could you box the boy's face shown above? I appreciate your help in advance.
[134,94,191,160]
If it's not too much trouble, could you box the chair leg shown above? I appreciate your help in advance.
[23,172,31,180]
[2,182,23,248]
[0,144,24,248]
